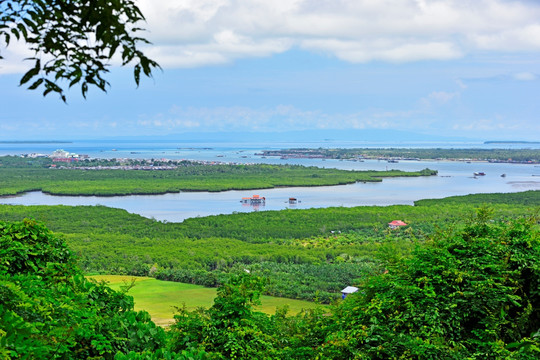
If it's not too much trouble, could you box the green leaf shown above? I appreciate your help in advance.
[133,64,141,86]
[19,60,41,86]
[10,27,20,40]
[22,18,38,33]
[16,23,28,41]
[27,78,44,90]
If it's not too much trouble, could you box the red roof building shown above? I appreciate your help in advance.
[388,220,407,229]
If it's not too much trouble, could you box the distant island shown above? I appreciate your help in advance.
[484,141,540,144]
[0,140,72,144]
[258,148,540,164]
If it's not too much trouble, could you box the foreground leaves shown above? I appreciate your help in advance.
[0,219,199,359]
[0,0,159,100]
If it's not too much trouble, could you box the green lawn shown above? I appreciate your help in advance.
[88,275,323,326]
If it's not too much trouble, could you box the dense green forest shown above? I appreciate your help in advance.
[415,190,540,206]
[0,191,537,303]
[2,210,539,358]
[261,147,540,162]
[0,155,435,196]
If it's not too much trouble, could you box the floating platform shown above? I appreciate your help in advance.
[240,195,266,205]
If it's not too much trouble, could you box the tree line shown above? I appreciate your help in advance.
[2,209,538,358]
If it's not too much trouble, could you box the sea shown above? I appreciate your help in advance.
[1,139,539,222]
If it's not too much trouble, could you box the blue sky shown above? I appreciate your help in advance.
[1,0,539,141]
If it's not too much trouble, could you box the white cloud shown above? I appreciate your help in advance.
[427,91,460,104]
[0,122,19,131]
[0,40,35,74]
[135,104,407,132]
[134,0,540,68]
[301,39,462,63]
[469,25,540,51]
[419,90,460,109]
[450,117,538,133]
[456,79,468,89]
[3,0,540,72]
[514,72,537,81]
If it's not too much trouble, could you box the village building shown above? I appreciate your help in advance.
[388,220,407,229]
[341,286,359,299]
[240,195,266,205]
[50,149,70,158]
[50,149,81,163]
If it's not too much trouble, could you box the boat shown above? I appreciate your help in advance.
[501,174,506,177]
[473,172,486,176]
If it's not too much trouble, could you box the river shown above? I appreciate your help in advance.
[1,154,538,222]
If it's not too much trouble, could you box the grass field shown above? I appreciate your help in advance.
[88,275,323,326]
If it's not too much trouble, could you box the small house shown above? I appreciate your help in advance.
[388,220,407,229]
[240,195,266,205]
[341,286,358,299]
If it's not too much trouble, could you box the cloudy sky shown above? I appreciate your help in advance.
[1,0,539,141]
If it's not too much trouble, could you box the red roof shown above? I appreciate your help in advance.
[388,220,407,226]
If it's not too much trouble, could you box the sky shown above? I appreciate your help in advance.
[0,0,539,141]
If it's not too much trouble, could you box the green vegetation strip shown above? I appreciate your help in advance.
[88,275,321,326]
[0,155,435,196]
[262,147,540,162]
[0,191,537,304]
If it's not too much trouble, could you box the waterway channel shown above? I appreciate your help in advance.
[1,159,538,222]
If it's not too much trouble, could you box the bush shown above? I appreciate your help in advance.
[0,220,171,359]
[321,211,540,359]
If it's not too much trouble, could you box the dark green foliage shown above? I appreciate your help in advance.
[415,190,540,206]
[0,219,175,359]
[169,273,270,358]
[0,219,74,275]
[168,273,332,359]
[319,212,540,359]
[0,155,53,168]
[170,212,539,358]
[0,208,538,358]
[0,0,159,100]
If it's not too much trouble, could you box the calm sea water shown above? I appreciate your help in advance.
[1,140,539,222]
[2,138,540,162]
